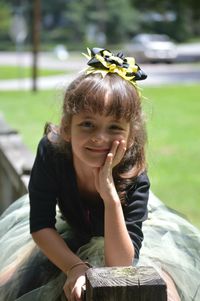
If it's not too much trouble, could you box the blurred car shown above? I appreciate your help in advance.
[126,33,177,63]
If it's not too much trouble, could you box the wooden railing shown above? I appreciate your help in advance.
[84,266,167,301]
[0,114,34,214]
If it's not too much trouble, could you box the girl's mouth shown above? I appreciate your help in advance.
[86,147,110,153]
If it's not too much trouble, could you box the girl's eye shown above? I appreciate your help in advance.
[109,124,123,131]
[79,121,94,129]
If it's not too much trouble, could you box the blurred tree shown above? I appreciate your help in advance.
[64,0,139,45]
[64,0,90,43]
[104,0,140,43]
[1,0,200,49]
[189,0,200,36]
[0,3,11,34]
[172,0,192,42]
[41,0,67,30]
[131,0,200,41]
[0,1,12,48]
[0,0,31,49]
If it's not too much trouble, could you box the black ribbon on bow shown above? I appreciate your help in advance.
[87,47,147,81]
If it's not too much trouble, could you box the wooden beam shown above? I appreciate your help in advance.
[0,115,34,212]
[85,266,167,301]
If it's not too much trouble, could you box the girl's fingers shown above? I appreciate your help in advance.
[112,140,126,167]
[110,140,120,157]
[104,140,120,168]
[103,140,119,170]
[103,140,126,171]
[103,153,113,174]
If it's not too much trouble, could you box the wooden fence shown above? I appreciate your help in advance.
[0,114,34,213]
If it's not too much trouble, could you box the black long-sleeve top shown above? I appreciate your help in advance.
[28,136,150,258]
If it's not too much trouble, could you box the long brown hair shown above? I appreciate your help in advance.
[47,72,147,203]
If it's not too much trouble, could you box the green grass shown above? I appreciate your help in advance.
[0,89,63,150]
[0,66,65,79]
[143,84,200,228]
[0,85,200,228]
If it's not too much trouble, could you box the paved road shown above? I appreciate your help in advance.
[0,51,200,90]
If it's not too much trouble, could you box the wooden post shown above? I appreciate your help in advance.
[32,0,41,92]
[85,266,167,301]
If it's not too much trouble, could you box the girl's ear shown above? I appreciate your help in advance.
[62,126,71,142]
[63,132,71,142]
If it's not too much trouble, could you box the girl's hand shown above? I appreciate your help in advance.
[63,264,89,301]
[93,140,126,205]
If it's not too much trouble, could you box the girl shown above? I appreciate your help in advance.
[29,48,150,300]
[0,48,200,301]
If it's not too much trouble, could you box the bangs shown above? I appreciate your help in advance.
[66,73,139,121]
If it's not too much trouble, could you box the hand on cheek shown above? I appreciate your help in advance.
[93,140,126,204]
[110,140,127,168]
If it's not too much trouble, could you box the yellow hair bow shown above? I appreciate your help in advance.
[83,47,147,86]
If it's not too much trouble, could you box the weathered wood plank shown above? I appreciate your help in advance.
[85,266,167,301]
[0,135,34,177]
[138,266,167,301]
[0,115,34,212]
[0,114,18,135]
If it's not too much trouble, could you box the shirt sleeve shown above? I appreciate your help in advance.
[28,137,59,233]
[123,172,150,258]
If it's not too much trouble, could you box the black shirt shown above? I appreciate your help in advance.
[29,136,150,258]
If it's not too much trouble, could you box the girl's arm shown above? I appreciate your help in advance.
[93,140,135,266]
[104,194,135,266]
[32,228,89,300]
[32,228,83,273]
[29,137,89,300]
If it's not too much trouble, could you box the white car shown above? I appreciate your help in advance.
[127,33,177,63]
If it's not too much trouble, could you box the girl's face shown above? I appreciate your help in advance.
[69,112,130,169]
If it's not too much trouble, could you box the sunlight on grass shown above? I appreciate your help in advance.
[0,66,66,79]
[0,89,63,150]
[143,84,200,227]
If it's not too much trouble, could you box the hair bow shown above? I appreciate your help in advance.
[83,47,147,86]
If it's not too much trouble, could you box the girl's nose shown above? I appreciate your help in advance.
[91,137,100,143]
[91,131,107,143]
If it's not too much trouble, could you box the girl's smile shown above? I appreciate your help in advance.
[85,147,110,153]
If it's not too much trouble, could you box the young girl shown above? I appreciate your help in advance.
[0,48,200,301]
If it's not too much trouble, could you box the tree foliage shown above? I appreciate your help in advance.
[0,0,200,50]
[0,2,12,40]
[132,0,200,41]
[63,0,139,44]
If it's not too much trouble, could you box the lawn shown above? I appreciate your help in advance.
[0,65,65,79]
[143,84,200,228]
[0,84,200,228]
